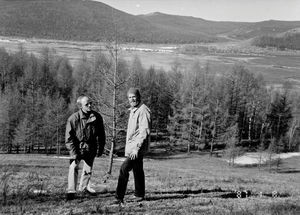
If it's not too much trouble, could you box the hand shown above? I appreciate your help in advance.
[129,149,138,160]
[75,154,82,163]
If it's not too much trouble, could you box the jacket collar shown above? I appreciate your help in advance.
[79,109,96,123]
[129,102,143,113]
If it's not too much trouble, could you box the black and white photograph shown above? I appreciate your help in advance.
[0,0,300,214]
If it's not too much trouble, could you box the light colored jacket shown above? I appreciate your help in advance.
[125,103,151,156]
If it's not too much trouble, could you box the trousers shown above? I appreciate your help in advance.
[116,156,145,200]
[67,157,94,193]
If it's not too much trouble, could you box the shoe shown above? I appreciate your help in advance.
[132,195,144,202]
[66,193,76,201]
[112,198,125,207]
[87,184,96,193]
[82,188,97,196]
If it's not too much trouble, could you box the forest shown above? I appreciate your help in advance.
[0,45,300,157]
[253,33,300,50]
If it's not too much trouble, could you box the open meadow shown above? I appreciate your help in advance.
[0,153,299,214]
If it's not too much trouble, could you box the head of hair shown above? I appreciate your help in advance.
[76,95,89,108]
[127,88,141,101]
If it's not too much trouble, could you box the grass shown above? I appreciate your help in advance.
[0,153,299,214]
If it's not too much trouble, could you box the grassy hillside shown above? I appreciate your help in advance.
[252,28,300,50]
[0,0,154,42]
[230,20,300,39]
[0,0,217,43]
[139,12,247,36]
[0,154,299,214]
[140,13,300,41]
[0,0,299,43]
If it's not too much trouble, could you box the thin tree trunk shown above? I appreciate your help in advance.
[188,90,194,153]
[107,37,118,175]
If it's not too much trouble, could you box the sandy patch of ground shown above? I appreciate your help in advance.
[234,152,300,165]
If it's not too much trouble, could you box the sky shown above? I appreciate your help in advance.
[95,0,300,22]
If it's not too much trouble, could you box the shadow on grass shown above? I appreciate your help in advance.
[1,188,292,207]
[146,151,210,160]
[1,191,116,207]
[0,164,59,169]
[277,168,300,174]
[145,194,189,201]
[148,188,291,200]
[151,187,228,195]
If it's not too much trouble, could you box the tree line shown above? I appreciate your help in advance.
[0,46,299,156]
[253,33,300,50]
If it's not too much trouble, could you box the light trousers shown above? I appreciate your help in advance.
[67,157,94,193]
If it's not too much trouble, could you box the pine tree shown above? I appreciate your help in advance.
[129,55,144,88]
[0,48,11,92]
[43,94,69,155]
[169,60,210,152]
[267,91,292,152]
[13,116,34,153]
[0,93,10,152]
[55,56,73,103]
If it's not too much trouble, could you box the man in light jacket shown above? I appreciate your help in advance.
[114,88,151,205]
[65,95,106,200]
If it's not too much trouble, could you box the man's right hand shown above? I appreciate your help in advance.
[97,151,102,157]
[129,149,138,160]
[75,154,81,163]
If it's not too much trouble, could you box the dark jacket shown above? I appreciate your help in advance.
[65,109,106,159]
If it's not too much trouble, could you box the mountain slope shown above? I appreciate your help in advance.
[0,0,155,42]
[141,13,300,40]
[0,0,299,43]
[139,12,248,36]
[0,0,217,43]
[252,27,300,50]
[229,20,300,39]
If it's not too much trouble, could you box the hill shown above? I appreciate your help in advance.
[0,0,300,43]
[0,0,155,42]
[229,20,300,39]
[252,28,300,50]
[0,0,217,43]
[142,13,300,40]
[139,12,248,36]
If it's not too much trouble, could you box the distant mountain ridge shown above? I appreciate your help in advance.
[0,0,300,43]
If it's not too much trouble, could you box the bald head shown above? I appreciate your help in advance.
[77,96,92,113]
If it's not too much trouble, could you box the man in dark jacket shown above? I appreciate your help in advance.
[65,95,106,200]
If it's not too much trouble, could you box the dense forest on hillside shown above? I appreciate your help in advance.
[0,46,300,157]
[253,33,300,50]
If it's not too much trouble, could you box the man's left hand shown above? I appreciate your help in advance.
[129,149,138,160]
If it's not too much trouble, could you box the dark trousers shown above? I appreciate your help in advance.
[116,156,145,200]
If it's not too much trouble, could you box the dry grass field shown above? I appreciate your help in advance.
[1,153,299,214]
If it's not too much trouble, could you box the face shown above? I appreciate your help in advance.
[81,97,92,113]
[128,93,139,108]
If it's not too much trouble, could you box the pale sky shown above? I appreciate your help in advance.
[95,0,300,22]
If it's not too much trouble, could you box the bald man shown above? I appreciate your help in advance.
[65,95,106,200]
